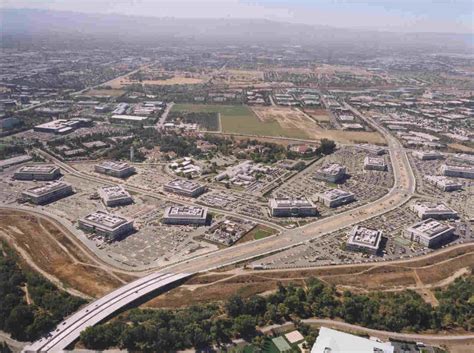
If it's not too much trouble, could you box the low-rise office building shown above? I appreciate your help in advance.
[363,156,387,171]
[111,115,148,125]
[404,218,454,248]
[424,175,462,191]
[441,164,474,179]
[413,150,443,160]
[317,188,355,208]
[346,225,383,254]
[98,185,133,207]
[34,118,92,135]
[21,181,73,205]
[411,202,458,220]
[163,179,206,198]
[268,197,317,217]
[78,211,134,240]
[94,161,135,178]
[14,164,61,181]
[162,206,208,225]
[314,163,347,183]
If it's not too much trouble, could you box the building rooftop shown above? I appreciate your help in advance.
[164,206,207,218]
[318,163,345,175]
[410,219,452,238]
[111,114,148,121]
[96,161,132,171]
[82,211,131,229]
[17,164,58,173]
[364,156,386,166]
[165,179,203,192]
[99,185,131,200]
[321,189,354,200]
[24,181,71,196]
[270,197,314,208]
[348,226,382,248]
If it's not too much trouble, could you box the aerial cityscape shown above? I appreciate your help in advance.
[0,1,473,353]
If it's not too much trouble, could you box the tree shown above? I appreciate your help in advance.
[225,295,245,317]
[5,304,35,340]
[232,315,256,339]
[317,139,336,155]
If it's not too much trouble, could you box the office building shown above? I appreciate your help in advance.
[21,181,73,205]
[411,202,458,220]
[424,175,462,192]
[34,118,92,135]
[164,179,206,198]
[413,150,443,160]
[78,211,134,240]
[311,327,394,353]
[98,185,133,207]
[94,161,135,178]
[441,164,474,179]
[268,197,317,217]
[346,225,383,254]
[404,218,454,248]
[317,189,355,208]
[162,206,208,225]
[314,163,347,183]
[364,156,387,171]
[14,164,61,181]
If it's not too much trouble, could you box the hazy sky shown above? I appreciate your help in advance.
[2,0,473,33]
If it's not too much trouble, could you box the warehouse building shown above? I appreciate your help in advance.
[162,206,208,225]
[268,197,317,217]
[441,164,474,179]
[424,175,462,191]
[34,118,92,135]
[164,179,206,198]
[314,164,347,183]
[363,156,387,171]
[411,202,458,220]
[110,115,148,125]
[317,189,355,208]
[98,185,133,207]
[346,225,383,255]
[78,211,134,240]
[14,164,61,181]
[413,150,443,160]
[95,161,135,178]
[21,181,73,205]
[404,218,454,248]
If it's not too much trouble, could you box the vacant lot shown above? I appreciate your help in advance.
[0,209,137,298]
[304,108,331,122]
[237,225,278,244]
[146,244,474,308]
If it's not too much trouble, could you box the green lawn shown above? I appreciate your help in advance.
[171,104,306,138]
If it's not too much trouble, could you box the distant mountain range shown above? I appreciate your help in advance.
[1,8,472,52]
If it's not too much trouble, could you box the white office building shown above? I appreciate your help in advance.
[14,164,61,181]
[441,164,474,179]
[78,211,133,240]
[314,164,347,183]
[364,156,387,171]
[413,150,443,160]
[268,197,317,217]
[98,185,133,207]
[346,225,383,254]
[162,206,208,225]
[410,202,458,220]
[317,189,355,208]
[164,179,206,198]
[22,181,73,205]
[95,161,135,178]
[405,218,454,248]
[424,175,462,192]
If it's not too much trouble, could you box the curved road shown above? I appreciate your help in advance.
[21,103,468,352]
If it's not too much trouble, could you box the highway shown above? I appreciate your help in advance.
[22,102,422,351]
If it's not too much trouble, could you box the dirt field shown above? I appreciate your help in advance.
[448,143,474,153]
[0,209,138,298]
[304,108,331,122]
[144,244,474,309]
[251,106,385,144]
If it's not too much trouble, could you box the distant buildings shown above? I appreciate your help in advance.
[410,202,458,220]
[317,189,355,208]
[268,197,317,217]
[363,156,387,171]
[110,115,148,125]
[357,144,386,155]
[314,163,346,183]
[404,218,454,248]
[441,164,474,179]
[424,175,462,192]
[413,150,443,160]
[78,211,134,240]
[346,225,383,255]
[164,179,206,198]
[311,327,394,353]
[22,181,73,205]
[34,118,92,135]
[14,164,61,181]
[0,155,32,171]
[95,161,135,178]
[98,185,133,207]
[162,205,208,225]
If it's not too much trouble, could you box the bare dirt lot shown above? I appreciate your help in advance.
[251,106,385,144]
[145,244,474,309]
[0,209,138,298]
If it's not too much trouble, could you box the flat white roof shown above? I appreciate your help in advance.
[111,114,148,121]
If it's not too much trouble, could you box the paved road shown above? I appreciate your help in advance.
[156,102,174,129]
[22,104,421,351]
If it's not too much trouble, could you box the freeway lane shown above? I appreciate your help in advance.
[23,103,419,351]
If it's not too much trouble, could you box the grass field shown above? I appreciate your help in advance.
[172,104,308,138]
[236,225,279,244]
